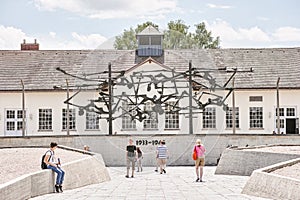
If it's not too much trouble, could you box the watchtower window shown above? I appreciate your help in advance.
[139,36,149,45]
[151,36,161,45]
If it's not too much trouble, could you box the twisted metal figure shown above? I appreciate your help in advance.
[56,65,250,122]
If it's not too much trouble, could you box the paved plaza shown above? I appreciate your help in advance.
[30,166,269,200]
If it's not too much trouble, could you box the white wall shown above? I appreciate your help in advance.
[1,78,300,136]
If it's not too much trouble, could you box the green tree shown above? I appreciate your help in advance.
[114,22,158,50]
[163,20,191,49]
[114,20,220,50]
[193,22,220,49]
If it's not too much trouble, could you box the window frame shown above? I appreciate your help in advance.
[62,108,76,130]
[249,107,263,129]
[38,108,53,131]
[202,107,216,129]
[165,101,179,130]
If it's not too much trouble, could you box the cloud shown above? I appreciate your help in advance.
[206,19,300,48]
[71,32,107,48]
[257,16,270,21]
[272,27,300,42]
[206,19,272,47]
[0,25,107,50]
[49,32,56,38]
[34,0,179,19]
[206,3,232,9]
[0,25,34,49]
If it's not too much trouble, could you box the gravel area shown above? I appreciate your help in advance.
[0,148,90,185]
[271,162,300,180]
[242,146,300,154]
[242,145,300,180]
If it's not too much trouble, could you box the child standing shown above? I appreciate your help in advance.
[136,146,143,172]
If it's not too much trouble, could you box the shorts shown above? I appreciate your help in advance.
[195,157,205,167]
[158,158,167,166]
[127,157,136,169]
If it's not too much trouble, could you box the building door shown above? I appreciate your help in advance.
[5,109,25,136]
[286,118,296,134]
[275,107,297,134]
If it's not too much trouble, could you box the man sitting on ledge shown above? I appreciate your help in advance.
[44,142,65,193]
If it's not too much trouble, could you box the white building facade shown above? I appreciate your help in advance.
[1,27,300,136]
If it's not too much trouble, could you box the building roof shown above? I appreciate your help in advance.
[0,47,300,91]
[136,25,163,36]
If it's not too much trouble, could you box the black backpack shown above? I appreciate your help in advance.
[41,150,52,169]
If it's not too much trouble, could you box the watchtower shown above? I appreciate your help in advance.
[136,25,164,57]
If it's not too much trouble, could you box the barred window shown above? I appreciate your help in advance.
[6,121,14,131]
[38,109,52,130]
[203,107,216,128]
[249,107,263,128]
[276,108,284,116]
[276,119,284,128]
[62,108,76,130]
[144,101,158,130]
[6,110,15,119]
[122,102,136,130]
[226,107,239,128]
[286,108,295,116]
[86,112,99,130]
[249,96,263,102]
[165,101,179,129]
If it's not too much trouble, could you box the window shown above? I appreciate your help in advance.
[86,112,99,130]
[203,107,216,128]
[62,108,76,130]
[276,119,284,128]
[276,108,284,116]
[226,107,239,128]
[39,109,52,130]
[6,110,15,119]
[139,36,149,45]
[165,101,179,129]
[144,102,158,130]
[122,102,136,130]
[286,108,295,116]
[6,121,14,131]
[249,96,263,102]
[5,109,25,135]
[249,107,263,128]
[151,36,161,45]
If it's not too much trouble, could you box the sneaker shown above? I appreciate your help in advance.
[125,175,129,178]
[196,178,200,182]
[59,185,63,193]
[55,185,60,193]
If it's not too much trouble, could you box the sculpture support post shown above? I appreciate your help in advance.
[108,62,113,135]
[276,77,280,134]
[21,79,25,137]
[188,61,193,134]
[232,77,236,134]
[66,79,70,136]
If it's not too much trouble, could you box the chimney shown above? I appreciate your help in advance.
[21,39,39,50]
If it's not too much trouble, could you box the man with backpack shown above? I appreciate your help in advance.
[43,142,65,193]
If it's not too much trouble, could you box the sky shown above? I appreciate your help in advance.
[1,0,300,50]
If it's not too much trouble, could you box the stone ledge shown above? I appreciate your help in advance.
[215,144,300,176]
[0,146,110,200]
[242,158,300,199]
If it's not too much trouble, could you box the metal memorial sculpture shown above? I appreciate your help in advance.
[56,62,251,134]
